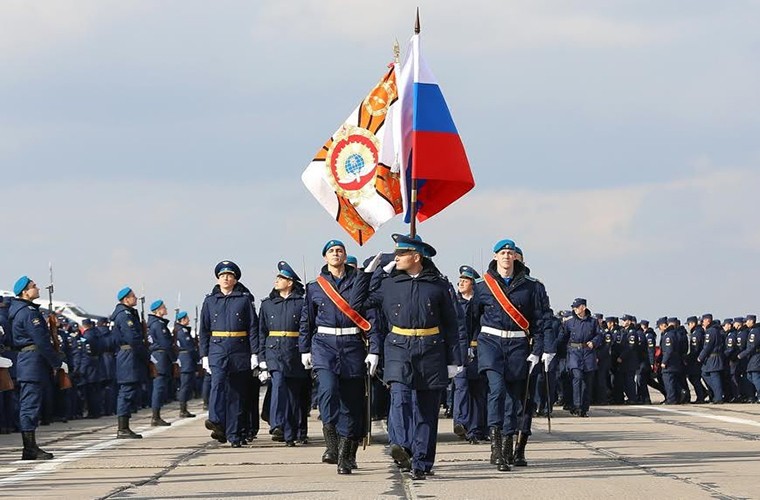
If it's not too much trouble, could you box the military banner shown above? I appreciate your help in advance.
[301,64,404,245]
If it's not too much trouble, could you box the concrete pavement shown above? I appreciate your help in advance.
[1,399,759,499]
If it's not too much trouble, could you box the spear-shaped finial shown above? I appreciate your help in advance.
[414,7,421,34]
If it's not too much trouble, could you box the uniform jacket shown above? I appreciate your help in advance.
[616,325,640,372]
[738,325,760,372]
[660,326,684,373]
[77,326,103,384]
[698,322,725,372]
[259,288,307,378]
[110,303,148,384]
[559,311,603,372]
[359,259,461,390]
[148,314,175,376]
[174,324,199,374]
[8,298,62,382]
[97,325,117,382]
[300,265,368,378]
[469,260,551,381]
[199,282,259,373]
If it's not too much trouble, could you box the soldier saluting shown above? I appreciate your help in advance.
[8,275,68,459]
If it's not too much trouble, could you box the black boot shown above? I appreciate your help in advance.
[504,434,515,465]
[500,435,513,471]
[513,434,528,466]
[321,424,338,464]
[21,431,53,460]
[489,427,503,466]
[390,443,412,472]
[348,439,359,469]
[116,416,142,439]
[204,419,227,443]
[179,402,195,418]
[151,408,171,427]
[337,437,352,474]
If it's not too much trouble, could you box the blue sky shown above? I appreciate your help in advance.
[1,1,758,320]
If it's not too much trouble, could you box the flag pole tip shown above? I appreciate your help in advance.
[414,8,420,34]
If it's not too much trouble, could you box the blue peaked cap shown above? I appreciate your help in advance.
[13,275,31,296]
[117,286,132,301]
[277,261,301,282]
[459,265,480,280]
[215,260,241,279]
[392,233,436,258]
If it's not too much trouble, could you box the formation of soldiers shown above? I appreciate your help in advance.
[2,234,758,481]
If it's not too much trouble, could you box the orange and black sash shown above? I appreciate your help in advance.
[316,276,371,331]
[483,273,530,332]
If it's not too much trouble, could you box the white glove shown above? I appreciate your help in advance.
[301,352,313,370]
[177,358,182,368]
[250,354,259,370]
[202,356,211,374]
[364,252,383,273]
[259,361,268,370]
[365,353,379,376]
[382,260,396,274]
[0,357,12,368]
[467,347,475,361]
[258,370,271,383]
[150,354,158,364]
[527,354,540,374]
[60,362,69,374]
[447,365,461,378]
[541,352,556,369]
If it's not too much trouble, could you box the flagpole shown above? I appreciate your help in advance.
[409,8,421,238]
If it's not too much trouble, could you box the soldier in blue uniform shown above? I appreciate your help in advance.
[199,260,259,448]
[594,316,618,405]
[8,276,68,459]
[468,238,551,472]
[299,240,370,474]
[737,315,759,402]
[685,316,708,403]
[111,286,147,438]
[97,317,117,416]
[452,265,487,443]
[731,317,751,402]
[559,298,603,417]
[658,317,684,404]
[697,313,724,403]
[259,261,308,447]
[174,311,198,418]
[0,295,17,434]
[636,320,656,403]
[613,315,639,403]
[78,319,104,418]
[147,299,174,426]
[355,234,461,480]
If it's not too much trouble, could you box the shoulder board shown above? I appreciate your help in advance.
[473,278,484,284]
[525,275,540,283]
[261,297,271,303]
[27,305,35,310]
[308,279,318,285]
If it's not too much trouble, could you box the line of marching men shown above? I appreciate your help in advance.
[0,280,206,460]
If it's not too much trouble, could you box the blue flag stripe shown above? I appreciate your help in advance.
[412,83,458,134]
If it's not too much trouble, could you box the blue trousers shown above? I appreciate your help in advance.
[702,371,724,402]
[209,369,248,443]
[453,374,486,439]
[315,369,363,439]
[117,382,139,417]
[535,359,559,412]
[571,369,594,412]
[748,371,760,400]
[82,382,103,417]
[485,370,534,436]
[662,371,681,404]
[0,388,19,431]
[389,383,441,472]
[151,375,168,410]
[20,380,49,432]
[103,380,117,416]
[270,371,305,442]
[178,372,195,403]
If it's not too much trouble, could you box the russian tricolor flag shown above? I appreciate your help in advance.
[396,34,474,223]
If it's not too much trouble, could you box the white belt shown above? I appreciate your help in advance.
[481,326,526,339]
[317,326,360,336]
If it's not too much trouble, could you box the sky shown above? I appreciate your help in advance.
[1,0,759,321]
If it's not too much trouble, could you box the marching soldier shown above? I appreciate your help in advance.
[658,317,685,404]
[559,298,602,417]
[685,316,708,403]
[97,317,117,416]
[357,234,462,480]
[469,239,551,472]
[174,311,198,418]
[147,299,174,426]
[8,276,68,459]
[737,315,759,402]
[259,261,308,447]
[78,318,104,418]
[452,265,487,444]
[613,315,639,404]
[594,316,618,405]
[697,313,724,403]
[199,261,259,448]
[299,240,368,474]
[111,286,147,438]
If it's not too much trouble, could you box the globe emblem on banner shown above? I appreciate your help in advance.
[325,125,380,203]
